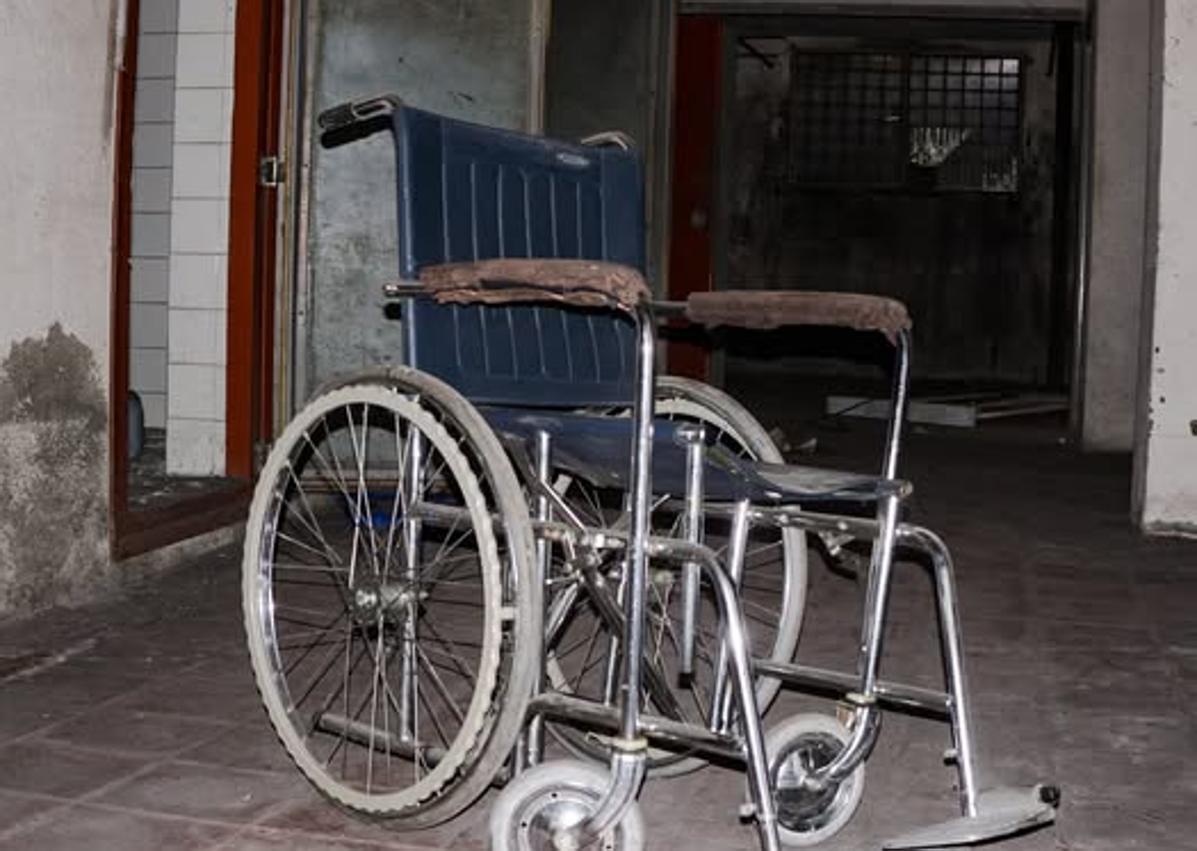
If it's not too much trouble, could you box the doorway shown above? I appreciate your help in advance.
[670,10,1088,432]
[110,0,284,557]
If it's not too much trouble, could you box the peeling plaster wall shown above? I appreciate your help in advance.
[0,3,118,614]
[1136,0,1197,534]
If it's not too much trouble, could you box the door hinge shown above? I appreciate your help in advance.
[258,156,284,188]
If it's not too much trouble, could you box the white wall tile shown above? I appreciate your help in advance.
[167,363,226,420]
[140,392,168,430]
[132,122,174,167]
[170,253,227,309]
[172,143,229,199]
[170,198,227,254]
[174,88,230,143]
[137,32,178,79]
[169,307,226,364]
[131,212,171,258]
[175,33,230,88]
[134,78,176,124]
[131,346,169,393]
[178,0,234,34]
[131,258,171,303]
[141,0,180,34]
[131,302,169,349]
[166,417,225,476]
[132,167,173,213]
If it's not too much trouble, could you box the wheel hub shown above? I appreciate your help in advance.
[349,578,419,620]
[773,732,849,833]
[514,790,615,851]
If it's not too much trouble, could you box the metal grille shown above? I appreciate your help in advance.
[788,49,1023,193]
[789,52,906,187]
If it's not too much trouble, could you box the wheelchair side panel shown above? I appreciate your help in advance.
[393,107,643,407]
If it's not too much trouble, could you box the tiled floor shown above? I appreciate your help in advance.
[1,410,1194,849]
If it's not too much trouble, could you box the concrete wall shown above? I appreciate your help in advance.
[301,0,536,399]
[0,1,119,613]
[1135,0,1197,534]
[1081,0,1153,451]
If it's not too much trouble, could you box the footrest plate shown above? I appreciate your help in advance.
[883,785,1059,849]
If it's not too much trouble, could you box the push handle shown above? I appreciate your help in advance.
[316,94,402,149]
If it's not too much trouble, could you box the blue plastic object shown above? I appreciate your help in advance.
[390,107,643,408]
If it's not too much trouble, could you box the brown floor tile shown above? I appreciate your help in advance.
[260,792,486,850]
[3,399,1197,849]
[0,805,234,851]
[0,670,144,744]
[215,827,405,850]
[112,672,263,722]
[255,794,406,845]
[37,707,234,758]
[91,761,306,825]
[0,790,62,831]
[0,741,147,798]
[178,719,298,774]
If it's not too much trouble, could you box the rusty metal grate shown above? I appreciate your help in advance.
[787,49,1023,193]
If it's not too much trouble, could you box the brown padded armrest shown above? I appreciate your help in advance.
[419,259,649,314]
[686,290,911,344]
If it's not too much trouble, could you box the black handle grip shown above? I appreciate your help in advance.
[317,95,402,150]
[317,101,358,133]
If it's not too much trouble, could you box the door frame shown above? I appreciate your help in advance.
[109,0,286,559]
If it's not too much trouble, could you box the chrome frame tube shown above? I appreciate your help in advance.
[528,691,744,762]
[751,660,950,718]
[792,330,909,791]
[398,429,424,742]
[553,534,780,850]
[566,747,647,848]
[796,490,900,791]
[618,304,658,742]
[882,329,912,481]
[524,429,553,768]
[679,423,706,679]
[899,525,980,817]
[710,499,750,733]
[564,304,657,847]
[654,537,780,851]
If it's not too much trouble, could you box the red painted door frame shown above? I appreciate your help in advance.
[227,0,285,480]
[109,0,285,558]
[666,14,724,380]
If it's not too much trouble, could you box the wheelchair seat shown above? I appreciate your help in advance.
[481,406,890,506]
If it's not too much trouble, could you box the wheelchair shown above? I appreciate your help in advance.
[241,95,1058,850]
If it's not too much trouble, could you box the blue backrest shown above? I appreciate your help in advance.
[392,106,644,407]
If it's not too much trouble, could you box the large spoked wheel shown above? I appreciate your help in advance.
[243,369,540,826]
[544,376,808,776]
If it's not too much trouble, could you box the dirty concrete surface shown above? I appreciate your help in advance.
[0,386,1194,850]
[0,323,108,618]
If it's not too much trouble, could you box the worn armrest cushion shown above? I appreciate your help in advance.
[419,259,649,314]
[685,290,911,343]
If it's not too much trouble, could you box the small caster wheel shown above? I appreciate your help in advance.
[766,713,865,847]
[490,759,645,851]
